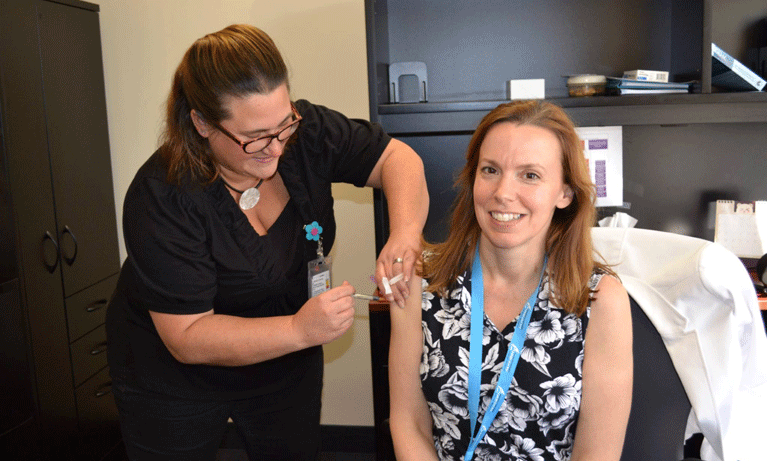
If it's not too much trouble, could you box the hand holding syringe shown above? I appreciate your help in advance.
[350,272,404,301]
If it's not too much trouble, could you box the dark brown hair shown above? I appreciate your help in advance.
[422,100,611,315]
[159,24,289,184]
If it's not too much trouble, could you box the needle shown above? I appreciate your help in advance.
[352,293,381,301]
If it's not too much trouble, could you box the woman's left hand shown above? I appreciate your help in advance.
[375,229,422,309]
[366,137,428,309]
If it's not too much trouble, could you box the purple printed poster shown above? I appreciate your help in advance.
[575,126,623,207]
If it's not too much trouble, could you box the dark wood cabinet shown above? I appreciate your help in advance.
[0,0,122,459]
[36,0,121,297]
[365,1,767,459]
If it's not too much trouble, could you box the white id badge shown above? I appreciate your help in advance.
[308,257,331,298]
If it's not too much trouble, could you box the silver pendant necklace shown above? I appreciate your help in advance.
[221,178,264,210]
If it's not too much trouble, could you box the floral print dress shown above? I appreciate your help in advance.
[420,270,604,461]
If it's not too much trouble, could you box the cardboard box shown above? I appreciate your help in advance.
[507,79,545,100]
[622,70,669,82]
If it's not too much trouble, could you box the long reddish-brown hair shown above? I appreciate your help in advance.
[159,24,289,185]
[422,100,611,315]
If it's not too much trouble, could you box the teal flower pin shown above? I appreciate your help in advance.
[304,221,323,241]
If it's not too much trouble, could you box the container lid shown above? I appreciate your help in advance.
[567,74,607,85]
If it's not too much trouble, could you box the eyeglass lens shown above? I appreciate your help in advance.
[244,121,299,153]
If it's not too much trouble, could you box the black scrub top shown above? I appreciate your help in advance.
[106,100,391,400]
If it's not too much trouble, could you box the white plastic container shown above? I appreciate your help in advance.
[567,74,607,97]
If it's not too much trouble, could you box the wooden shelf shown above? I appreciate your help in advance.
[377,92,767,133]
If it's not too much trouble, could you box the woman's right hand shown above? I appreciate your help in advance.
[291,281,356,347]
[149,282,355,366]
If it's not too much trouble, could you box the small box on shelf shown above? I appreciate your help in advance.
[566,75,606,97]
[507,79,545,100]
[622,69,669,82]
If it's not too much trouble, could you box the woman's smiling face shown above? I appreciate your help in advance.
[473,122,573,254]
[194,83,295,184]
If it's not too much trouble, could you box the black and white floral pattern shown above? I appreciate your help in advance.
[420,270,603,460]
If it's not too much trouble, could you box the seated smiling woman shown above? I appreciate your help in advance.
[389,100,632,461]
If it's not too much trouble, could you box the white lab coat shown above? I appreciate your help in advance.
[591,227,767,461]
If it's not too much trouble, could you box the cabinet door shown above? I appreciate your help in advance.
[0,0,77,445]
[37,1,120,296]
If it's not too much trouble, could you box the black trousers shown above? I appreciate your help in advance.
[112,362,323,461]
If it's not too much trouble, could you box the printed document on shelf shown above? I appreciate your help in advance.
[715,200,767,258]
[575,126,623,207]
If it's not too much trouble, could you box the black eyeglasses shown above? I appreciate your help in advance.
[212,103,302,154]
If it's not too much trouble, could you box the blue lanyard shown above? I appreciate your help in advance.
[464,248,547,461]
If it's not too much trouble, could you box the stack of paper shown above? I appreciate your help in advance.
[606,77,691,95]
[714,200,767,258]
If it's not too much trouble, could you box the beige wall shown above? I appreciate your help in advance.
[93,0,377,426]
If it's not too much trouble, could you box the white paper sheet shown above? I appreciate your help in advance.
[714,200,767,258]
[575,126,623,208]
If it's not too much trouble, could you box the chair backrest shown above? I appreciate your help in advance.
[592,227,767,461]
[620,295,691,461]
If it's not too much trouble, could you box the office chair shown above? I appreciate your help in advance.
[592,227,767,461]
[621,295,695,461]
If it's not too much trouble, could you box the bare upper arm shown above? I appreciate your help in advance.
[365,138,415,188]
[586,274,632,364]
[571,274,633,461]
[388,275,435,450]
[389,274,426,403]
[584,275,633,395]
